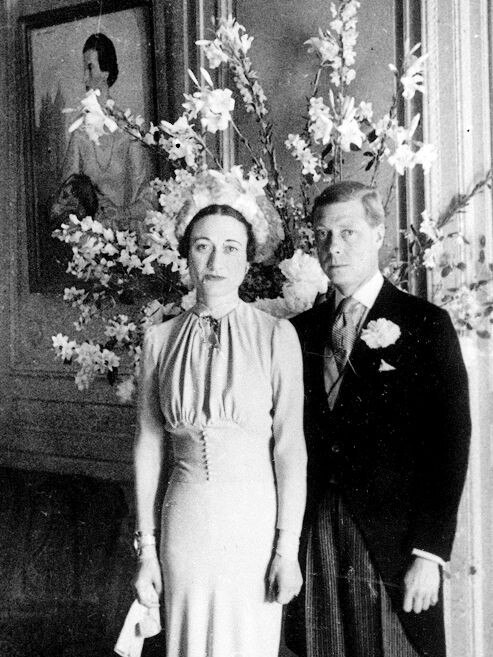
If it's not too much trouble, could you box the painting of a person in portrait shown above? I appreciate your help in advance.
[60,32,155,233]
[29,8,155,287]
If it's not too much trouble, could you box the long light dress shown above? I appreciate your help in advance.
[138,300,307,657]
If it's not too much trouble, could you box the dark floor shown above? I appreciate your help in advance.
[0,467,300,656]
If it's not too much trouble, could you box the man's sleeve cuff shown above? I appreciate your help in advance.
[412,548,447,567]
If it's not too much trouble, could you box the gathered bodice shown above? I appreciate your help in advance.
[152,302,275,436]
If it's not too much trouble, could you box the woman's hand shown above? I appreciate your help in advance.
[267,553,303,604]
[133,546,163,608]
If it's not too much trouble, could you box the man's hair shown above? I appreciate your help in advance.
[83,33,119,88]
[312,181,385,227]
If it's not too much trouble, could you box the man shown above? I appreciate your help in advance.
[287,181,471,657]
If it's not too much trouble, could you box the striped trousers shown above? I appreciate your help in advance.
[290,490,421,657]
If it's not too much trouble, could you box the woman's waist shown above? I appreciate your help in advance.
[167,423,274,483]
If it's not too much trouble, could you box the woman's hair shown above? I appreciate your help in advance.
[83,33,119,88]
[178,204,257,262]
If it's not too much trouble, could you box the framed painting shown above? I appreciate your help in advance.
[20,0,162,291]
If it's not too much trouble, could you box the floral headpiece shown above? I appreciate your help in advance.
[175,166,284,262]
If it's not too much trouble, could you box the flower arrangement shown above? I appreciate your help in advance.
[52,0,492,400]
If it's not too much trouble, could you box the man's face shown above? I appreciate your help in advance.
[313,198,384,296]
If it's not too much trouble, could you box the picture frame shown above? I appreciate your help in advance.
[19,0,172,292]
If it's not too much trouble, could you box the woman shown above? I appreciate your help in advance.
[61,33,153,230]
[132,175,307,657]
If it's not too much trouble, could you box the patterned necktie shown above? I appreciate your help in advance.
[331,297,363,373]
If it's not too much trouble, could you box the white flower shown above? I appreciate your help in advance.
[181,289,197,310]
[355,101,373,123]
[388,143,416,175]
[419,210,442,242]
[401,44,428,100]
[279,250,328,290]
[337,117,364,151]
[63,287,85,303]
[414,143,437,173]
[52,334,77,361]
[336,97,365,151]
[279,251,328,311]
[361,318,401,348]
[105,315,137,343]
[423,241,444,269]
[102,349,121,371]
[214,15,253,56]
[308,97,334,145]
[199,88,235,133]
[285,135,322,180]
[116,377,136,403]
[68,90,118,143]
[285,133,307,156]
[444,285,484,330]
[299,150,321,180]
[305,36,339,64]
[196,38,229,69]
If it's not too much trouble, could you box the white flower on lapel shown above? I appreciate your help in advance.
[361,318,401,349]
[378,359,396,372]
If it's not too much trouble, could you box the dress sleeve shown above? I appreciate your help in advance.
[123,138,156,225]
[136,327,166,437]
[270,319,307,546]
[60,131,82,182]
[134,327,168,532]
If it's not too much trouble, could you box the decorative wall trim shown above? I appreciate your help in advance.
[421,0,493,655]
[0,0,204,480]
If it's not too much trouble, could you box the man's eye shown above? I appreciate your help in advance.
[341,229,354,238]
[195,243,208,252]
[225,245,239,254]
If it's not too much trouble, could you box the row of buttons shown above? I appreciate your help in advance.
[201,429,211,481]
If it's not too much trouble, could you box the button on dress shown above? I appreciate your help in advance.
[138,300,306,657]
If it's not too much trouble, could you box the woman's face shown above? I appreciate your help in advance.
[188,213,249,300]
[83,49,108,92]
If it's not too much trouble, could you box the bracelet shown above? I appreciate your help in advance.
[133,530,156,558]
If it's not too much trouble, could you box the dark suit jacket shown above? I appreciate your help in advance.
[290,278,471,657]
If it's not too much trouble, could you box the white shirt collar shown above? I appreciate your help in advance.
[334,270,384,310]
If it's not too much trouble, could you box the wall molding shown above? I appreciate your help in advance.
[421,0,493,655]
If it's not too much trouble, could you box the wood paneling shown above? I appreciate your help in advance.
[0,0,199,481]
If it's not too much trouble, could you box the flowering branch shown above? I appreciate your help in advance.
[53,0,489,402]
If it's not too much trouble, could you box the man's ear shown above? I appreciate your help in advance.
[375,222,385,248]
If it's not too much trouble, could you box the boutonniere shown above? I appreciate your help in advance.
[360,318,401,349]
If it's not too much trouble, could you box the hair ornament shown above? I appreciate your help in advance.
[175,166,284,262]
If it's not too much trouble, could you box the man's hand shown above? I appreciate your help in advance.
[403,556,440,613]
[267,554,303,604]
